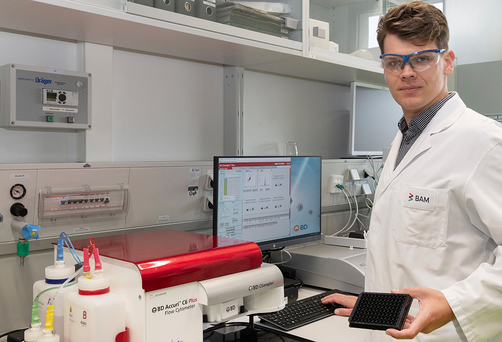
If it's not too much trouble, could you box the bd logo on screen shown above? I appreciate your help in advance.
[294,224,308,232]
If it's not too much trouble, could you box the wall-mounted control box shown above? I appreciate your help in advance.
[0,64,91,130]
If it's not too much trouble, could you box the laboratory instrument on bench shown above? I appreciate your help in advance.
[61,229,284,342]
[0,64,91,130]
[271,242,366,294]
[258,289,349,331]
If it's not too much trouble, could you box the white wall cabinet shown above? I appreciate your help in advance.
[0,0,385,86]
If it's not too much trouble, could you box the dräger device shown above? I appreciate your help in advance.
[0,64,91,130]
[63,229,285,342]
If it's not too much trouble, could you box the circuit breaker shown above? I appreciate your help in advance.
[0,64,91,130]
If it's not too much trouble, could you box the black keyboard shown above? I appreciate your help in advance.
[258,289,347,331]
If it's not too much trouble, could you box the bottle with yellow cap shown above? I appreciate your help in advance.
[38,305,60,342]
[34,234,79,341]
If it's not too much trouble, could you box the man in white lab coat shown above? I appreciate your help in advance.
[322,1,502,341]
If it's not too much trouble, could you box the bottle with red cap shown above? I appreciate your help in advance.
[63,246,127,342]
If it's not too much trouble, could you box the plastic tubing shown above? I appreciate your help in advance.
[340,187,359,235]
[32,281,75,327]
[31,298,40,326]
[348,188,359,231]
[333,187,359,236]
[93,247,102,273]
[83,247,91,279]
[59,232,82,266]
[50,267,83,306]
[30,267,80,337]
[331,186,353,236]
[56,235,65,262]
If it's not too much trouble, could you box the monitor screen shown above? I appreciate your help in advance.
[213,156,322,251]
[349,82,402,156]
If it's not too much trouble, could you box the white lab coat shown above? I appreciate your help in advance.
[365,93,502,342]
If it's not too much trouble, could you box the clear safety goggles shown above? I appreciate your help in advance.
[380,49,446,74]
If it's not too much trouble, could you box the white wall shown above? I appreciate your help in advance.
[445,0,502,114]
[243,71,351,158]
[0,31,79,163]
[112,50,225,162]
[446,0,502,65]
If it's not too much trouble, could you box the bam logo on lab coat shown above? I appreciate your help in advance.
[408,193,430,203]
[404,187,436,211]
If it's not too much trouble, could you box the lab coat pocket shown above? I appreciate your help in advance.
[392,187,449,248]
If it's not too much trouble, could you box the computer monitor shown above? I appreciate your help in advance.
[349,82,402,156]
[213,156,322,252]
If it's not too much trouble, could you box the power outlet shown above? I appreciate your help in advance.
[329,175,344,193]
[205,173,214,190]
[349,168,361,181]
[362,183,372,195]
[203,196,213,212]
[354,184,362,195]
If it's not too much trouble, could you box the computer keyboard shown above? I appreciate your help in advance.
[258,289,348,331]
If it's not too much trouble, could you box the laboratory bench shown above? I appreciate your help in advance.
[204,287,368,342]
[0,289,368,342]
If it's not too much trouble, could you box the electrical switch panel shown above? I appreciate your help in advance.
[38,185,128,223]
[0,161,213,254]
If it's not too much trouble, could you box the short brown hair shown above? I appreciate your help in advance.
[377,1,449,54]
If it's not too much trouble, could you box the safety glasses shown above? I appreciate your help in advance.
[380,49,446,74]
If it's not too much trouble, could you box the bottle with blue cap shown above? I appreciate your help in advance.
[33,234,79,341]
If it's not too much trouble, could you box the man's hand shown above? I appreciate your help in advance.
[321,293,357,316]
[386,287,456,339]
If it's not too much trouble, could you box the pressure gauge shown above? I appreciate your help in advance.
[10,184,26,200]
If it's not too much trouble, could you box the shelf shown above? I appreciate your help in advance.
[254,50,384,85]
[0,0,385,86]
